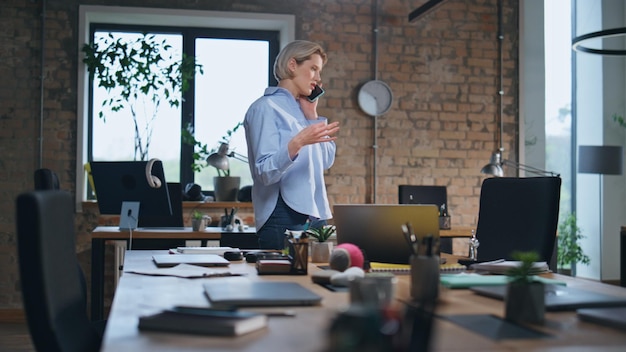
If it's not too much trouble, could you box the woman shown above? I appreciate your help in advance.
[244,40,340,250]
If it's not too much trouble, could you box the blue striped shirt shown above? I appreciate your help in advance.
[244,87,335,230]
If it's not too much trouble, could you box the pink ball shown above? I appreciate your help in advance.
[329,243,365,271]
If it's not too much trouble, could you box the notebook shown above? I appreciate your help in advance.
[203,279,322,307]
[577,307,626,330]
[152,254,230,268]
[470,284,626,311]
[334,204,440,264]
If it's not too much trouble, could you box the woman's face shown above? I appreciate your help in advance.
[291,53,323,97]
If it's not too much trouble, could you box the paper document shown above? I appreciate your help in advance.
[174,246,238,255]
[125,263,243,278]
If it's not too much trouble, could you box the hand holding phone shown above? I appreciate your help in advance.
[306,85,325,102]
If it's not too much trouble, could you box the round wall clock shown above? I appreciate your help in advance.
[357,80,393,116]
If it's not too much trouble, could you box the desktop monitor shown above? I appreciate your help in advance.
[89,160,181,228]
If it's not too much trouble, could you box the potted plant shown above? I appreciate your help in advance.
[557,212,590,276]
[504,251,545,324]
[191,210,206,231]
[306,225,336,263]
[82,33,202,161]
[182,122,244,201]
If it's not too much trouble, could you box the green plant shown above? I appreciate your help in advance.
[82,33,202,160]
[557,212,590,269]
[192,210,203,220]
[612,113,626,128]
[305,225,336,243]
[182,121,243,176]
[506,251,540,285]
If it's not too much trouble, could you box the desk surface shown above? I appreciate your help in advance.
[102,251,626,352]
[92,226,256,239]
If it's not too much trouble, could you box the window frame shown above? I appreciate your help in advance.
[77,5,294,210]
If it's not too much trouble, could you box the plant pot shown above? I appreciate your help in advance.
[191,218,205,232]
[213,176,241,201]
[505,281,545,324]
[310,241,333,263]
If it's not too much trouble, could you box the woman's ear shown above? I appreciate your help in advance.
[288,58,297,75]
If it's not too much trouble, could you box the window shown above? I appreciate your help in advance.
[87,26,278,194]
[77,6,294,205]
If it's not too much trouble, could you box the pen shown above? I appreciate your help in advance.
[401,223,416,255]
[407,222,419,254]
[424,234,433,257]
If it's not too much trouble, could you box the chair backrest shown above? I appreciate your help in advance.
[475,177,561,265]
[34,168,60,190]
[15,190,102,352]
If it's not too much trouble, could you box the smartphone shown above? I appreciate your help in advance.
[306,85,325,102]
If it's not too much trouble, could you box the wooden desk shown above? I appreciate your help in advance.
[440,226,473,238]
[90,226,256,321]
[102,250,626,351]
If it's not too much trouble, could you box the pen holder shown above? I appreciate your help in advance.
[288,238,308,275]
[410,255,440,303]
[438,216,451,230]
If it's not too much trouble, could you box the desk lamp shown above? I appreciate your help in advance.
[480,148,560,177]
[578,145,623,273]
[206,142,248,174]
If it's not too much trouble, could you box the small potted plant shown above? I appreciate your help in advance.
[504,251,545,324]
[306,225,336,263]
[191,210,206,232]
[557,212,590,276]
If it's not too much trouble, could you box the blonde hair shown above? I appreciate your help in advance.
[273,40,327,81]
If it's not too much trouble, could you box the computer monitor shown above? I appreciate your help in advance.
[88,160,178,228]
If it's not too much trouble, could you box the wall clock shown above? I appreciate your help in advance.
[357,80,393,116]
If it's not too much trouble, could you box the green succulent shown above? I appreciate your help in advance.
[305,225,336,243]
[506,251,540,285]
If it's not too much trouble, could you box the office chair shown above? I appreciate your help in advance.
[34,168,60,190]
[16,190,103,352]
[474,177,561,269]
[398,185,452,253]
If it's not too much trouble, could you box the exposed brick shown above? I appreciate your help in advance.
[0,0,519,312]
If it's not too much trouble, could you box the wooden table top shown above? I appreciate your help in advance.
[101,250,626,351]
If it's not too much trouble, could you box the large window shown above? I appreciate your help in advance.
[86,24,279,193]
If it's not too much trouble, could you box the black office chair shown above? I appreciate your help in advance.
[398,185,452,253]
[34,168,60,191]
[16,190,103,352]
[474,177,561,269]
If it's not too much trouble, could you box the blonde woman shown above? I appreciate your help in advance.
[244,40,339,249]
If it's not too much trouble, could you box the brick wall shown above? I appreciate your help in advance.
[0,0,519,312]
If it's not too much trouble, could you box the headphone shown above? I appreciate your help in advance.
[145,158,163,188]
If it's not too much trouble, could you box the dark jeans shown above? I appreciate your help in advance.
[257,195,326,250]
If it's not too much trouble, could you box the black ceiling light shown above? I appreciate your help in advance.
[572,27,626,56]
[408,0,446,22]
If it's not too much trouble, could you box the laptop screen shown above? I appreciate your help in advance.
[333,204,440,264]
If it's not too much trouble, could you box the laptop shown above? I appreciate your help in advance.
[152,254,230,268]
[577,307,626,330]
[203,280,322,307]
[470,284,626,311]
[333,204,440,264]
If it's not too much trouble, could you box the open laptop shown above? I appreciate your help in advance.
[333,204,440,264]
[470,284,626,311]
[204,280,322,307]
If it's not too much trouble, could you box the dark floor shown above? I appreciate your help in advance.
[0,322,35,352]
